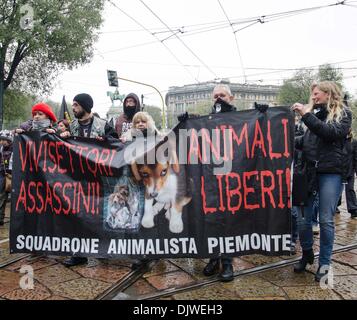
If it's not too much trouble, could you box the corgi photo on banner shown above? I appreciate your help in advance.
[131,139,192,234]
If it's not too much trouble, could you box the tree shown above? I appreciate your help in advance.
[278,64,345,105]
[143,105,162,130]
[278,69,315,105]
[0,0,105,129]
[317,63,343,86]
[3,89,34,129]
[350,99,357,136]
[187,101,212,116]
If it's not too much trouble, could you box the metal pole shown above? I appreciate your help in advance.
[117,76,166,129]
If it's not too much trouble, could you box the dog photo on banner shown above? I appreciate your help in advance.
[102,167,145,233]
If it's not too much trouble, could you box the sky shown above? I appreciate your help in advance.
[48,0,357,118]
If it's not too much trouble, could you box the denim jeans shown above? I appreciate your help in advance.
[297,174,342,266]
[291,206,298,243]
[312,192,319,226]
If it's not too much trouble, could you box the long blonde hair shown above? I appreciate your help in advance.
[310,81,346,123]
[122,111,159,141]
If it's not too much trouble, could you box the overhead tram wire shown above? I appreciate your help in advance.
[138,0,218,80]
[107,0,199,83]
[217,0,247,83]
[100,1,349,56]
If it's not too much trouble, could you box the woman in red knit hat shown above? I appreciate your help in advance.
[15,103,57,134]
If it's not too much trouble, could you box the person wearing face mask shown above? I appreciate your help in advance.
[115,93,141,139]
[202,84,236,282]
[15,103,57,134]
[291,81,352,282]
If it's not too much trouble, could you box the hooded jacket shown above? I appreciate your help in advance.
[115,93,141,138]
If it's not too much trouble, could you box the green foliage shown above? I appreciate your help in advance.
[3,89,34,129]
[0,0,105,94]
[278,64,344,105]
[143,105,163,129]
[278,69,314,105]
[187,101,212,116]
[350,99,357,136]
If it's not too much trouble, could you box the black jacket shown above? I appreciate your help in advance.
[344,138,357,178]
[295,106,352,178]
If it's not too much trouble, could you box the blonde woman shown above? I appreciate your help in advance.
[292,81,352,282]
[120,111,159,143]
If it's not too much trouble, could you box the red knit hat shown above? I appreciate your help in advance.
[32,103,57,123]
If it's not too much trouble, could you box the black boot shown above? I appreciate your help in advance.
[63,256,88,267]
[219,263,234,282]
[293,249,314,273]
[131,259,153,271]
[203,259,220,276]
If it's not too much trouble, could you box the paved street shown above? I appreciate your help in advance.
[1,196,357,300]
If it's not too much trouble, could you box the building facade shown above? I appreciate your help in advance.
[165,80,281,127]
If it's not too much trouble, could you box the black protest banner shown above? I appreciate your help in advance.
[10,107,294,258]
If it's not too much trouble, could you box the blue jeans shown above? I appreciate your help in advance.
[312,193,319,226]
[291,206,298,243]
[297,174,342,266]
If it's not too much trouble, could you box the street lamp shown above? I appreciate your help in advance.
[106,70,167,129]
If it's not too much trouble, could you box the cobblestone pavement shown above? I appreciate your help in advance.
[1,196,357,300]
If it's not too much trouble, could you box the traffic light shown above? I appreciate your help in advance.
[107,70,118,87]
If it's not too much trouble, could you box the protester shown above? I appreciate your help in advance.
[0,130,13,226]
[292,81,352,282]
[291,114,305,254]
[61,93,118,267]
[57,119,70,134]
[201,84,236,282]
[341,129,357,219]
[120,111,159,143]
[61,93,117,141]
[115,93,141,138]
[122,111,160,270]
[15,102,57,134]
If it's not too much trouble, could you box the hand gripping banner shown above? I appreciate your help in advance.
[10,107,294,258]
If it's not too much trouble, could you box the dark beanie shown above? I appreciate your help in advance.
[73,93,93,113]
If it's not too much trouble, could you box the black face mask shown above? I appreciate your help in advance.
[212,98,234,113]
[313,103,327,111]
[313,104,328,120]
[124,106,137,119]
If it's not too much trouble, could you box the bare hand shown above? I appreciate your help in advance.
[96,136,105,141]
[60,131,71,138]
[15,129,25,134]
[46,128,56,134]
[291,103,311,116]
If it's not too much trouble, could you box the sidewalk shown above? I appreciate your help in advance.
[1,197,356,300]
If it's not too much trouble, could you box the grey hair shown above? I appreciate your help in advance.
[213,84,232,96]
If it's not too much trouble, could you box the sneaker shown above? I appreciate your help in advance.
[312,224,320,235]
[335,208,341,214]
